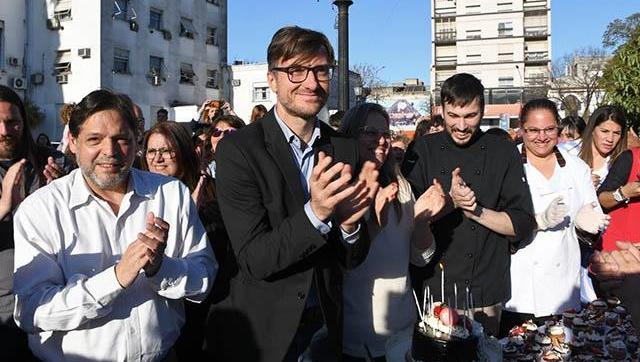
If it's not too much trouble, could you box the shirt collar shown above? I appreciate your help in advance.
[69,168,154,209]
[273,107,321,150]
[520,145,566,167]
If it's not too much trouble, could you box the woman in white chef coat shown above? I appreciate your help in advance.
[499,99,610,336]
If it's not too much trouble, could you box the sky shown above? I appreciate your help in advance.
[227,0,640,85]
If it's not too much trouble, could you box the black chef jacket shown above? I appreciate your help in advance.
[403,130,535,308]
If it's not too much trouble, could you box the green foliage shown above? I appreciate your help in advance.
[23,98,45,129]
[602,12,640,49]
[601,27,640,128]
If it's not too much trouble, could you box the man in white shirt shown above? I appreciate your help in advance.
[12,89,217,362]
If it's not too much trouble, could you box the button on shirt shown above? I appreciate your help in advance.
[403,131,535,308]
[506,146,598,316]
[13,168,217,362]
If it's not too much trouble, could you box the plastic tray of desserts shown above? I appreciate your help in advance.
[501,298,639,361]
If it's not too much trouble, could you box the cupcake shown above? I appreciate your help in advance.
[548,325,565,347]
[562,311,576,327]
[585,331,604,349]
[607,339,628,360]
[607,296,621,307]
[613,305,627,317]
[605,311,620,327]
[572,317,588,333]
[592,299,608,312]
[541,350,561,361]
[626,335,639,351]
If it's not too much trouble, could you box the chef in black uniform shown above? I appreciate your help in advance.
[403,73,536,336]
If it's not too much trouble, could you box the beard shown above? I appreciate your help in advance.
[281,90,328,121]
[0,136,19,160]
[79,156,132,190]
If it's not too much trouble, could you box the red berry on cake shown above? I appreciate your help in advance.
[438,306,459,326]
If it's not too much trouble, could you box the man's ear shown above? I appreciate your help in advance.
[267,69,278,94]
[68,135,78,154]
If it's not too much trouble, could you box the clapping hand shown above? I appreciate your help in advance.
[575,202,610,234]
[44,156,65,184]
[140,212,169,276]
[374,182,398,227]
[415,178,446,223]
[536,196,569,231]
[449,167,476,213]
[0,159,26,219]
[335,161,379,233]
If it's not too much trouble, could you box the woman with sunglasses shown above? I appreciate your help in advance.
[500,99,609,336]
[205,114,245,178]
[337,103,446,361]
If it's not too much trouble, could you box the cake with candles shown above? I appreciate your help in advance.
[409,261,497,362]
[411,301,482,362]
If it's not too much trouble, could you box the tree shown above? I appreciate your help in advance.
[23,98,45,129]
[602,12,640,49]
[548,47,609,119]
[350,63,385,90]
[600,26,640,128]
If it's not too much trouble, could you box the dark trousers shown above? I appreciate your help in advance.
[498,310,557,338]
[342,353,386,362]
[283,307,324,362]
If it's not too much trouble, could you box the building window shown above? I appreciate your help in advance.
[54,0,72,21]
[465,4,481,14]
[206,27,217,45]
[466,54,481,64]
[498,52,513,61]
[149,8,163,31]
[498,76,514,87]
[497,2,513,11]
[253,86,270,102]
[498,22,513,37]
[180,63,195,84]
[113,0,130,21]
[206,0,220,5]
[465,30,481,40]
[179,17,195,39]
[54,49,71,75]
[149,56,164,76]
[206,69,218,88]
[113,48,130,74]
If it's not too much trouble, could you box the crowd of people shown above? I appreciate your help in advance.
[1,25,640,362]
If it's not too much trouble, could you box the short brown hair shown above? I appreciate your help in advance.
[267,26,335,69]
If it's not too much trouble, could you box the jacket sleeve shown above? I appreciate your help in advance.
[216,137,330,280]
[402,138,430,198]
[499,144,536,244]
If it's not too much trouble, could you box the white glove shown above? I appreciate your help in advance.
[536,196,569,230]
[575,202,611,234]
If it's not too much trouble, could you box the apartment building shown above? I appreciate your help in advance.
[431,0,551,126]
[2,0,227,139]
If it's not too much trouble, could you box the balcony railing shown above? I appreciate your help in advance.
[434,31,456,43]
[524,27,548,39]
[434,10,456,18]
[524,76,548,87]
[525,52,549,64]
[435,57,457,68]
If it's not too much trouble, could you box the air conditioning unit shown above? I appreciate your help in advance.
[56,74,69,84]
[31,73,44,85]
[151,74,162,86]
[78,48,91,59]
[231,79,241,87]
[46,17,61,30]
[8,57,19,66]
[162,29,172,40]
[12,77,26,90]
[129,20,139,32]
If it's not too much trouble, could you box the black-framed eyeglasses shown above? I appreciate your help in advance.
[359,126,392,139]
[145,147,176,159]
[211,127,236,137]
[271,64,335,83]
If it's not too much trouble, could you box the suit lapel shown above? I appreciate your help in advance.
[262,111,306,207]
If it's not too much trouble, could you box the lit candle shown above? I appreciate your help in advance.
[439,261,445,303]
[454,283,458,310]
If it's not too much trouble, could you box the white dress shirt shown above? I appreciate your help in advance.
[505,146,598,317]
[13,168,217,362]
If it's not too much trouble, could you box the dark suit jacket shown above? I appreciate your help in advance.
[204,110,370,362]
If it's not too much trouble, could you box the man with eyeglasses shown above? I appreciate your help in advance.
[402,73,535,336]
[205,26,378,362]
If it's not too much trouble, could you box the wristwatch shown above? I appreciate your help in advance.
[471,204,484,217]
[613,187,630,204]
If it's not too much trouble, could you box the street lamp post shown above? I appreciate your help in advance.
[334,0,353,112]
